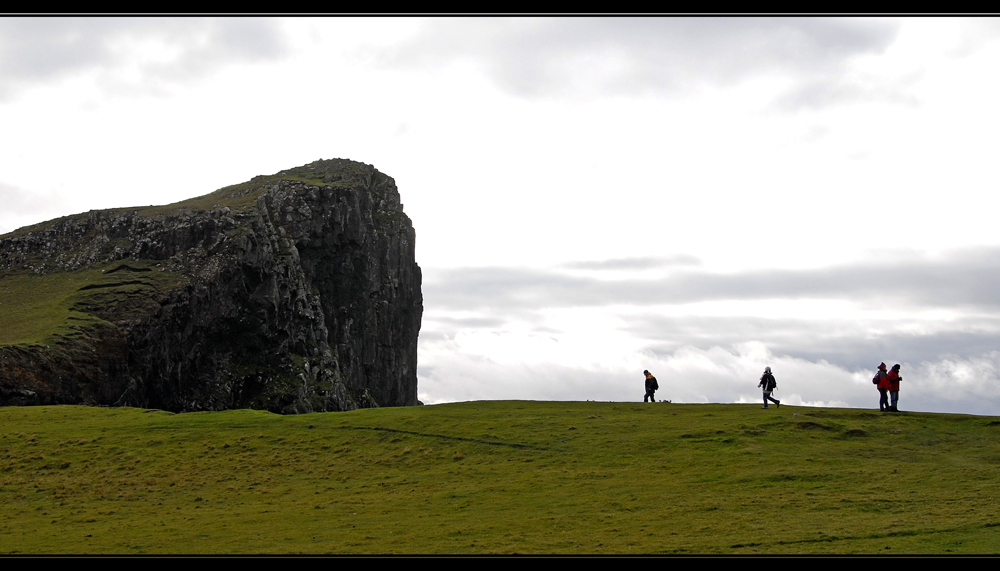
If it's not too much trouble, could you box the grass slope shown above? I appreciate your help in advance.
[0,260,187,347]
[2,401,999,554]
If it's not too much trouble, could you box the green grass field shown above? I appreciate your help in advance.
[1,401,999,554]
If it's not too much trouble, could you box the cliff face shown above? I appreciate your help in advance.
[0,159,422,413]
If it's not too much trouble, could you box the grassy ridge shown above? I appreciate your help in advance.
[2,401,1000,554]
[0,163,346,241]
[0,270,106,347]
[0,261,187,347]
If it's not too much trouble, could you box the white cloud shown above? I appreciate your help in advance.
[0,17,292,101]
[0,181,68,235]
[377,17,900,105]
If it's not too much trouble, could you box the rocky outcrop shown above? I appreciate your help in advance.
[0,159,422,413]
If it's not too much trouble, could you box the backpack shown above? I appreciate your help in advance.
[762,373,776,392]
[873,370,888,387]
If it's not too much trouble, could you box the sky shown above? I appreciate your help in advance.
[2,16,1000,415]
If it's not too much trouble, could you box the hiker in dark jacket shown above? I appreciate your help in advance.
[759,366,780,409]
[873,362,890,412]
[887,364,902,412]
[643,370,659,402]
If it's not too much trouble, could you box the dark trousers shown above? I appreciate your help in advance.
[878,389,889,411]
[644,390,656,402]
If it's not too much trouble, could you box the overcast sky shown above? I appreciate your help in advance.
[3,17,1000,415]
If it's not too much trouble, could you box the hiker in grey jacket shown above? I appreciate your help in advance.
[759,366,780,409]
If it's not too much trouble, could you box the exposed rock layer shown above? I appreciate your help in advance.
[0,159,422,413]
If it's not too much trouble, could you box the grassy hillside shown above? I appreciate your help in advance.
[0,260,187,347]
[2,401,999,554]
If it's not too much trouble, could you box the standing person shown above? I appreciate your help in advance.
[759,366,780,409]
[643,370,659,403]
[873,362,890,412]
[887,364,902,412]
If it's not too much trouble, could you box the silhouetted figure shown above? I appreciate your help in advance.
[873,362,890,412]
[643,370,659,402]
[759,366,779,409]
[887,364,902,412]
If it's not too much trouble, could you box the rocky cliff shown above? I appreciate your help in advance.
[0,159,422,413]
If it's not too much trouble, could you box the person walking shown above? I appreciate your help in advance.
[643,370,659,402]
[887,364,902,412]
[759,366,780,409]
[873,362,890,412]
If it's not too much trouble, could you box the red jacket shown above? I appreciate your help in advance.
[887,369,900,391]
[873,369,890,390]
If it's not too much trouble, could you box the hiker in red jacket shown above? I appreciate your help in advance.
[887,364,902,412]
[873,362,890,412]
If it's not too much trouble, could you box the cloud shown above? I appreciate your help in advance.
[0,181,68,235]
[0,17,291,100]
[425,248,1000,311]
[425,315,510,329]
[0,180,51,214]
[947,18,1000,57]
[908,351,1000,415]
[631,313,1000,372]
[376,17,900,104]
[770,69,924,112]
[561,255,701,270]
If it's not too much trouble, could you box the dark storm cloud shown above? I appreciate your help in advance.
[425,248,1000,311]
[379,17,899,102]
[0,17,290,99]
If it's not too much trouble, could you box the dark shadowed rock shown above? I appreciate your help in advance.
[0,159,422,413]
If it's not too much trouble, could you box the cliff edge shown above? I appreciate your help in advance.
[0,159,422,413]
